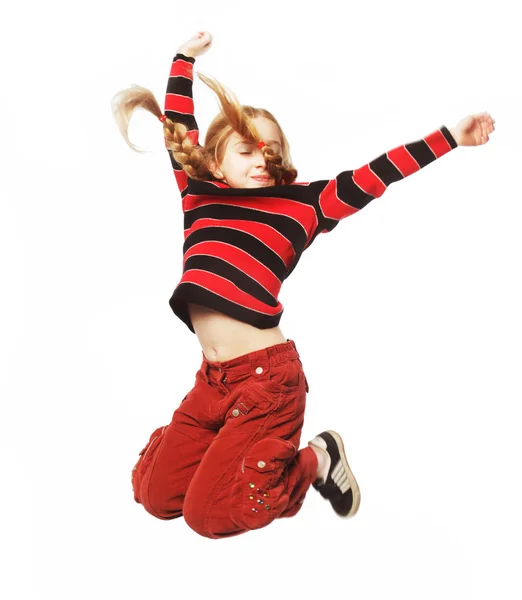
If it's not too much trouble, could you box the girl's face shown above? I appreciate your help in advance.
[211,117,283,188]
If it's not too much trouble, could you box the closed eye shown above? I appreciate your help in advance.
[239,151,252,155]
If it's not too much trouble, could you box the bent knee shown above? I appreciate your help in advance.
[144,484,183,521]
[184,437,297,537]
[182,488,218,538]
[183,497,248,539]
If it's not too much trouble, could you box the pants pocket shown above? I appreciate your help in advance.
[221,377,276,424]
[230,437,296,531]
[268,359,301,392]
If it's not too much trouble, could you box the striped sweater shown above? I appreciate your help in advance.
[165,53,458,333]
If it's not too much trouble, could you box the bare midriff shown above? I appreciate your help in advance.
[188,303,287,362]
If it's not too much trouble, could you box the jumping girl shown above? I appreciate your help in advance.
[112,31,495,539]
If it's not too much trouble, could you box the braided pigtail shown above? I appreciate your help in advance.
[111,83,212,180]
[161,117,211,180]
[260,144,298,185]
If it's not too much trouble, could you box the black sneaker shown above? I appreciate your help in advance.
[309,430,361,518]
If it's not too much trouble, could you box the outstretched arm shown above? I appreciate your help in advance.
[315,113,495,234]
[164,32,213,193]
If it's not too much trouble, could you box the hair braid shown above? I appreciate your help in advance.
[162,118,211,180]
[111,83,213,180]
[261,145,298,185]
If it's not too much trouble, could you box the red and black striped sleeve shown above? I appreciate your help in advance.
[164,53,200,195]
[315,126,458,233]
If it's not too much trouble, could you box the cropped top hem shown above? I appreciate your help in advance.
[169,284,284,334]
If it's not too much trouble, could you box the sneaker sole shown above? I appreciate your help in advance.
[325,429,361,518]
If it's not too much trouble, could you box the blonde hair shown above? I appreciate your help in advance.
[111,71,298,186]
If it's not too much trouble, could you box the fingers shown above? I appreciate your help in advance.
[481,120,489,144]
[193,31,212,44]
[484,112,495,142]
[479,111,495,128]
[473,111,495,144]
[488,113,496,135]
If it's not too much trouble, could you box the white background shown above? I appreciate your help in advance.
[2,0,521,598]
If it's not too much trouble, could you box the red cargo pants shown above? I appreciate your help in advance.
[131,340,319,539]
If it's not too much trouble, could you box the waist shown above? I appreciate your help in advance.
[188,303,287,362]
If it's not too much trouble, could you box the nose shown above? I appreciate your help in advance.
[254,150,267,168]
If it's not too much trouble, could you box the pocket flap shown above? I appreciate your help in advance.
[244,437,297,473]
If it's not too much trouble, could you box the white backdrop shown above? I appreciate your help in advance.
[2,0,521,598]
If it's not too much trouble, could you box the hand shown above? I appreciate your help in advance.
[449,112,495,147]
[176,31,213,59]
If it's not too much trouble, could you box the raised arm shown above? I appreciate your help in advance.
[314,113,495,234]
[165,32,213,194]
[165,54,198,193]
